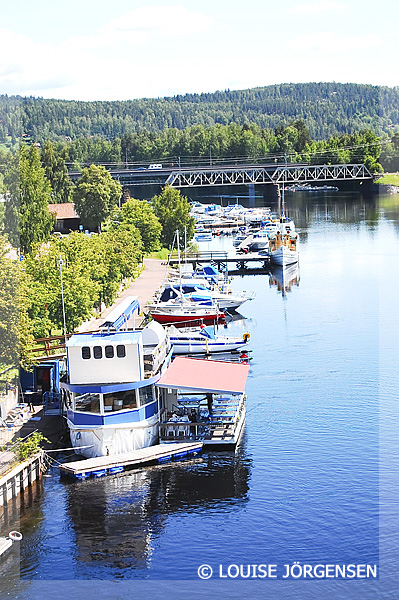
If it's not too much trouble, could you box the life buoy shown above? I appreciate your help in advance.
[8,531,22,542]
[243,333,250,342]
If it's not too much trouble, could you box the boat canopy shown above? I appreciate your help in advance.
[156,357,249,394]
[101,296,140,331]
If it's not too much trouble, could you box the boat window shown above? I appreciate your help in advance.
[103,390,137,412]
[105,345,114,358]
[93,346,102,359]
[81,347,91,360]
[138,385,154,406]
[116,345,126,358]
[74,393,100,413]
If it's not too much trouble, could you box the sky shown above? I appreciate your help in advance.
[0,0,397,101]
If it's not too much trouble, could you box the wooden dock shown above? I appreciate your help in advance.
[59,441,203,479]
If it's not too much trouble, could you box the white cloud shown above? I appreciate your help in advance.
[288,31,382,52]
[103,5,213,38]
[291,1,346,14]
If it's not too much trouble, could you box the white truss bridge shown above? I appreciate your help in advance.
[165,163,372,188]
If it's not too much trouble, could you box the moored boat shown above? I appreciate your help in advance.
[168,324,250,355]
[151,303,225,325]
[61,299,173,458]
[269,231,299,266]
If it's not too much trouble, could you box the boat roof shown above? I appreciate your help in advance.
[156,357,249,394]
[67,331,142,348]
[101,296,140,331]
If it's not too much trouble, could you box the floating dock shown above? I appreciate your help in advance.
[59,442,203,480]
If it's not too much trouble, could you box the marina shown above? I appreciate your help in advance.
[1,189,394,593]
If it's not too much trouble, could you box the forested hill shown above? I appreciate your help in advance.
[1,82,399,144]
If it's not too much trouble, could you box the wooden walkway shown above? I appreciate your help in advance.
[59,442,203,479]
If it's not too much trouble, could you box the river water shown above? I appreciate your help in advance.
[1,190,399,600]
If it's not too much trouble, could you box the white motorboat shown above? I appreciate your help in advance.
[152,284,254,311]
[269,231,299,266]
[168,325,250,355]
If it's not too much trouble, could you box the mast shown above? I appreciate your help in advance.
[176,229,184,301]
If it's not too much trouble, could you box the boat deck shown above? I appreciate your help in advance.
[59,442,203,479]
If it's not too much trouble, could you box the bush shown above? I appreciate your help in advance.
[12,432,50,462]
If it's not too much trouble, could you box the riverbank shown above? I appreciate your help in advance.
[374,172,399,193]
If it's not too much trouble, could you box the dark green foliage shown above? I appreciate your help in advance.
[41,141,72,203]
[73,164,122,231]
[113,197,162,253]
[4,145,55,254]
[152,186,195,248]
[1,83,398,146]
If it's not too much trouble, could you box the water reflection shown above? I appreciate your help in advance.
[269,263,300,298]
[64,443,251,575]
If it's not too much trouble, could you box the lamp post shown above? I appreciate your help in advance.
[59,257,67,350]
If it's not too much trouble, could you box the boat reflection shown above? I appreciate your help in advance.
[65,444,250,573]
[269,263,300,298]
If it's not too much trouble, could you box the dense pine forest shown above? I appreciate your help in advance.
[1,82,398,146]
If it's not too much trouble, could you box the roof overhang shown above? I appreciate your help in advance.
[156,357,249,394]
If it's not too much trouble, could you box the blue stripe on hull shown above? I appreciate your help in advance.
[67,399,159,426]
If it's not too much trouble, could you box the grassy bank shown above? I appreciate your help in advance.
[375,172,399,186]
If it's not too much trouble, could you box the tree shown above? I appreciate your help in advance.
[116,197,162,253]
[41,140,72,203]
[0,235,33,369]
[4,144,55,254]
[73,165,122,232]
[151,186,195,248]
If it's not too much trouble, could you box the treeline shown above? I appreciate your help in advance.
[1,82,399,146]
[43,123,396,176]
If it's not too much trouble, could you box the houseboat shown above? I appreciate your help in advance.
[61,298,172,458]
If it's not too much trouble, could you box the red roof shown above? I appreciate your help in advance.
[156,357,250,394]
[48,203,79,220]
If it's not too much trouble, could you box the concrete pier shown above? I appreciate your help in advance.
[0,452,45,508]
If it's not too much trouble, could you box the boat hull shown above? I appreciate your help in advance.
[170,338,248,354]
[67,402,160,458]
[269,245,299,266]
[151,311,224,325]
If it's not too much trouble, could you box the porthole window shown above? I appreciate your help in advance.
[105,345,114,358]
[93,346,103,359]
[116,345,126,358]
[81,347,91,360]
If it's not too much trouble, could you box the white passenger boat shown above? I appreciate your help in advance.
[269,231,299,266]
[168,325,250,355]
[61,298,173,458]
[157,357,250,447]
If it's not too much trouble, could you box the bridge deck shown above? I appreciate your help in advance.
[69,163,373,188]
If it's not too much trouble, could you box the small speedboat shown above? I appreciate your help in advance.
[169,325,250,355]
